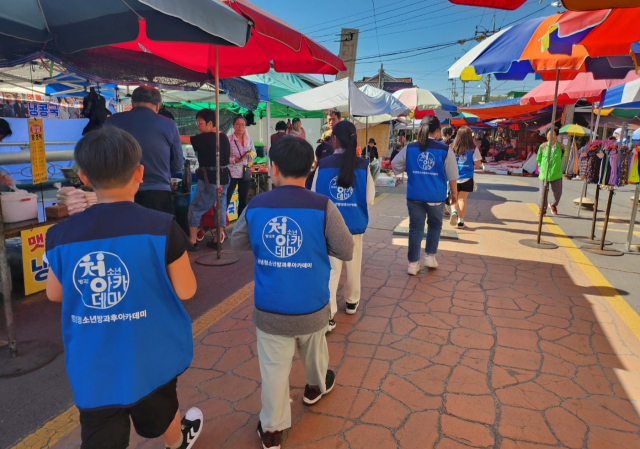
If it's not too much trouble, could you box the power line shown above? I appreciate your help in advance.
[370,0,383,64]
[310,1,452,40]
[300,0,426,33]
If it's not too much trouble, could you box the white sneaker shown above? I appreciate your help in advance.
[407,261,420,276]
[450,210,458,226]
[443,204,451,216]
[172,407,203,449]
[424,254,438,269]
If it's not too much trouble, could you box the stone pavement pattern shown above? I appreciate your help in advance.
[50,195,640,449]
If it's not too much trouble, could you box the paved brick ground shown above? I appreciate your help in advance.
[51,195,640,449]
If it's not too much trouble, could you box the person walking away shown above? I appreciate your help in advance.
[450,126,482,229]
[270,121,288,147]
[363,138,379,162]
[537,127,564,216]
[179,109,231,250]
[289,117,306,140]
[441,126,454,146]
[227,115,256,219]
[107,86,183,214]
[45,127,202,449]
[312,121,375,331]
[231,136,354,449]
[392,116,459,275]
[321,109,341,142]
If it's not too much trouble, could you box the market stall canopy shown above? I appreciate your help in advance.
[461,98,549,121]
[114,0,345,77]
[0,0,251,53]
[448,0,640,11]
[521,72,640,106]
[243,70,312,100]
[601,78,640,109]
[275,78,409,117]
[392,87,457,119]
[447,10,640,82]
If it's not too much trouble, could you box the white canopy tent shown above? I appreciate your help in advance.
[275,78,409,118]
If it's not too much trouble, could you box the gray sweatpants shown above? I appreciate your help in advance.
[539,178,563,208]
[257,327,329,432]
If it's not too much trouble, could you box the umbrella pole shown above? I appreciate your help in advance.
[266,98,272,191]
[535,69,560,246]
[215,46,222,260]
[195,47,241,268]
[365,116,369,158]
[578,105,602,216]
[626,183,640,252]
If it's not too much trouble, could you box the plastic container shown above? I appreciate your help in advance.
[1,191,39,223]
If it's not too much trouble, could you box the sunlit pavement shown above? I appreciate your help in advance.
[36,181,640,448]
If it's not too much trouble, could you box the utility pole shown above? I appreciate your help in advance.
[484,15,495,103]
[378,63,384,89]
[461,81,467,107]
[452,78,458,104]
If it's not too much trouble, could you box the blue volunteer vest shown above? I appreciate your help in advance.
[405,140,449,202]
[315,154,369,235]
[46,203,193,410]
[245,186,331,315]
[456,149,475,180]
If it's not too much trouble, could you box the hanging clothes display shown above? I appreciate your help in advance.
[629,147,640,184]
[578,144,590,177]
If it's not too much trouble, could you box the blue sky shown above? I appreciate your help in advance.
[250,0,563,100]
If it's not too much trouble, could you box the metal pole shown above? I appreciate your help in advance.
[0,208,17,358]
[626,183,640,252]
[365,116,369,159]
[599,188,614,251]
[266,96,272,191]
[589,186,600,240]
[536,69,560,244]
[462,81,466,107]
[214,46,221,260]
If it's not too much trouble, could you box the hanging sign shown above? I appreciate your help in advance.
[29,119,48,184]
[21,224,52,295]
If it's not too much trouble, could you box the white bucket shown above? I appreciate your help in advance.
[1,191,39,223]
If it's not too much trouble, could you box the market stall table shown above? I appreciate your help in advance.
[0,214,67,377]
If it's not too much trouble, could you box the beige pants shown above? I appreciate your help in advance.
[328,233,363,317]
[256,327,329,432]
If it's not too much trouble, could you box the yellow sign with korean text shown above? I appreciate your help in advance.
[28,119,48,184]
[21,224,52,295]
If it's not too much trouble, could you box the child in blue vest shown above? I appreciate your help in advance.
[449,126,482,229]
[391,116,460,275]
[45,127,203,449]
[230,135,354,449]
[312,121,375,331]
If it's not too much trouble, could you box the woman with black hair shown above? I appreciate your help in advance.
[441,126,454,146]
[227,115,256,217]
[312,121,375,331]
[270,121,287,147]
[392,116,459,275]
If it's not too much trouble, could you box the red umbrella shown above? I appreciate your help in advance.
[520,71,640,106]
[115,0,345,78]
[449,0,640,10]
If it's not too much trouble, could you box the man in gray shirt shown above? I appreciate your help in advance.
[107,86,183,214]
[231,136,353,449]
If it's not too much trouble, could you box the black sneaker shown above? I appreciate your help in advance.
[457,221,465,229]
[257,421,282,449]
[327,317,336,332]
[166,407,203,449]
[346,302,359,315]
[303,370,336,405]
[186,243,200,252]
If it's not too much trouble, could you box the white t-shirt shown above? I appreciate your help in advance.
[458,148,482,184]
